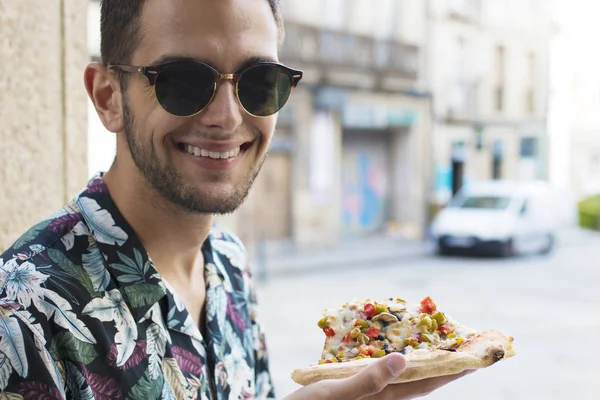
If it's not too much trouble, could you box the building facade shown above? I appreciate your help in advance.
[229,0,433,249]
[426,0,553,206]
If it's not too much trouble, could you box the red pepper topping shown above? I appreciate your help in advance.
[364,303,376,318]
[342,332,352,343]
[438,326,452,335]
[366,326,380,339]
[420,296,437,314]
[323,327,335,338]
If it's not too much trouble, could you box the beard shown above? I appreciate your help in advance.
[122,96,266,214]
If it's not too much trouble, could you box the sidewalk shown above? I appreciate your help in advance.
[245,227,599,280]
[247,235,428,279]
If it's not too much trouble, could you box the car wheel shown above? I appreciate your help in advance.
[540,233,555,255]
[500,238,515,257]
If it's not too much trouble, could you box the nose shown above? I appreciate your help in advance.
[194,79,243,132]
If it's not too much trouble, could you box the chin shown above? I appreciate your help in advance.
[175,183,250,215]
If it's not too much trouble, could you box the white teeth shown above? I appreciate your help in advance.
[182,144,242,160]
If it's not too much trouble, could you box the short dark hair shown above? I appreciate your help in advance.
[100,0,284,66]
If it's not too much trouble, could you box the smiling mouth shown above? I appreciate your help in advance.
[176,142,252,160]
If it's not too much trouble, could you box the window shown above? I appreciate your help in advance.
[451,196,511,210]
[494,45,505,112]
[520,137,538,158]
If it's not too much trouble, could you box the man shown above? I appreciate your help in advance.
[0,0,471,398]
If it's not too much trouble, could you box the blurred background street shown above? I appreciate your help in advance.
[2,0,600,399]
[257,227,600,399]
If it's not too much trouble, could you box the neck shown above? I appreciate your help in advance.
[102,158,212,281]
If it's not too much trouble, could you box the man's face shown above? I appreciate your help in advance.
[121,0,279,214]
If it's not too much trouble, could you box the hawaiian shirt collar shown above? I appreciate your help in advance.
[75,173,168,323]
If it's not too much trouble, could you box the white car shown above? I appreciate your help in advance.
[430,180,576,257]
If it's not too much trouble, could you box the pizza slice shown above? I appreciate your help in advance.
[291,296,515,385]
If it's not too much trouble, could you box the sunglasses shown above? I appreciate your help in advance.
[108,61,303,117]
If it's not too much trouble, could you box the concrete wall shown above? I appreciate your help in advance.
[0,0,88,251]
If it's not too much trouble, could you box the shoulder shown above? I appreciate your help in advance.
[208,224,249,270]
[210,224,247,252]
[2,200,86,261]
[0,201,97,316]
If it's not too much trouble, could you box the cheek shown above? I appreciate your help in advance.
[147,114,187,149]
[253,117,276,148]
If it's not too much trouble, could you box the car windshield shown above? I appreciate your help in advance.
[454,195,512,210]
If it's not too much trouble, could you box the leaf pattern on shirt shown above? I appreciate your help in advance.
[60,221,90,252]
[80,363,124,400]
[147,323,167,380]
[0,352,13,391]
[65,361,94,400]
[161,381,178,400]
[162,357,192,400]
[210,239,246,271]
[123,284,165,309]
[126,369,164,400]
[172,346,203,375]
[206,286,228,335]
[10,220,52,250]
[82,289,137,367]
[33,333,66,398]
[82,241,110,293]
[18,381,63,400]
[0,174,276,400]
[0,308,28,378]
[47,248,97,297]
[106,340,147,370]
[1,391,24,400]
[49,332,98,365]
[76,197,128,246]
[34,289,96,344]
[111,249,151,284]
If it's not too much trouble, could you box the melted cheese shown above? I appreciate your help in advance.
[318,297,477,363]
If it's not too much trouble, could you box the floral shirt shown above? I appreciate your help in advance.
[0,174,275,400]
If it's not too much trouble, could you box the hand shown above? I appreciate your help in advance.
[283,353,473,400]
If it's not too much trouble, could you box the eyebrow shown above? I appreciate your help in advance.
[149,54,278,71]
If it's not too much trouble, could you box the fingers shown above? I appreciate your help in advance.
[334,354,407,399]
[282,355,407,400]
[361,369,475,400]
[283,360,474,400]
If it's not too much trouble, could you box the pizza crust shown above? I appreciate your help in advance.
[291,330,515,385]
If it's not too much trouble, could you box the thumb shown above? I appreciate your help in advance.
[335,353,407,399]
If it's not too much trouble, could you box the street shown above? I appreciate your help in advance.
[256,229,600,400]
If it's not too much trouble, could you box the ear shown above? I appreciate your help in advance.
[84,62,124,133]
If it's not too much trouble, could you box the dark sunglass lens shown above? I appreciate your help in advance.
[155,62,216,116]
[238,65,293,116]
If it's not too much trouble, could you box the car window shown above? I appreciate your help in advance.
[458,196,511,210]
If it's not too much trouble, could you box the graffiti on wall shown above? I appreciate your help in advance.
[342,152,388,234]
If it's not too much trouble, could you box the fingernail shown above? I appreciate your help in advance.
[386,354,405,376]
